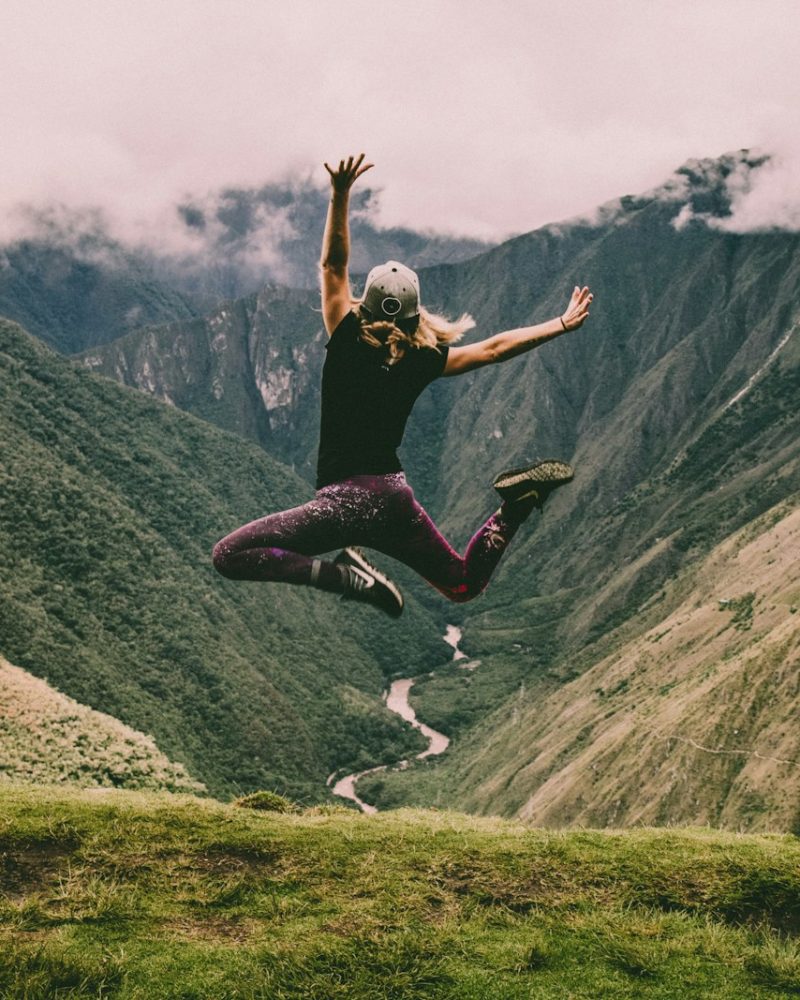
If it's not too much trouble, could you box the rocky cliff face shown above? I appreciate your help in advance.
[80,285,324,478]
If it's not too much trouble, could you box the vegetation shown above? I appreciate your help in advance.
[234,790,299,813]
[0,656,203,793]
[0,319,435,800]
[3,785,800,999]
[724,593,757,632]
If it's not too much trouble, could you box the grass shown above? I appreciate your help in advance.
[2,785,800,998]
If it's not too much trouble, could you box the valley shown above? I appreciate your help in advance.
[2,150,799,830]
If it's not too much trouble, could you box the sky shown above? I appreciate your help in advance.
[2,0,799,247]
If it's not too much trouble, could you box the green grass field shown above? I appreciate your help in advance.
[2,785,800,998]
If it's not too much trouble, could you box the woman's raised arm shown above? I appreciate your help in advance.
[320,153,373,335]
[443,285,593,376]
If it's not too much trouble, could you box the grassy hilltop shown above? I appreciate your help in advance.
[0,655,203,793]
[2,785,800,998]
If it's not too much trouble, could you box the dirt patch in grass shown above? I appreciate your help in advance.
[181,844,282,873]
[426,855,610,911]
[161,914,260,944]
[0,843,76,902]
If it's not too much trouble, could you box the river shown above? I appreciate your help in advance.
[329,625,471,813]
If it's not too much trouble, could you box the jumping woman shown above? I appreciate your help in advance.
[212,154,593,617]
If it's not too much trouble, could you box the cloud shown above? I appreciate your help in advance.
[1,0,799,244]
[666,140,800,234]
[710,150,800,232]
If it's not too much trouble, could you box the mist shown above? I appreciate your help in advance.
[2,0,799,258]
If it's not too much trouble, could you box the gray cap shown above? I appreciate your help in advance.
[360,261,420,323]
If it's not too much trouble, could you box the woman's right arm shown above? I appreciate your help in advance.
[320,153,373,335]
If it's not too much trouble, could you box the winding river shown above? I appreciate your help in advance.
[329,625,471,813]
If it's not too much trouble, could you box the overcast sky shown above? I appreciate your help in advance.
[2,0,798,245]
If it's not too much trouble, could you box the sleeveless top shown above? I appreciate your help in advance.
[316,311,449,488]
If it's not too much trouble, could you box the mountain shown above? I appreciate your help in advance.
[0,655,203,793]
[467,502,800,831]
[166,177,494,304]
[0,319,442,800]
[352,156,800,824]
[3,784,800,998]
[0,238,196,354]
[359,496,800,831]
[8,151,800,828]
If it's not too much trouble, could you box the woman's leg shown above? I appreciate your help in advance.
[212,476,412,596]
[372,481,536,603]
[212,474,532,604]
[211,493,352,592]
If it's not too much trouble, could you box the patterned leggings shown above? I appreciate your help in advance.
[211,472,532,603]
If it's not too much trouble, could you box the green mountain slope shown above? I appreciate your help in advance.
[0,319,440,800]
[0,655,203,793]
[360,496,800,830]
[0,240,196,353]
[2,785,800,999]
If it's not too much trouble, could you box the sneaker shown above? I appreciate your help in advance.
[334,547,404,618]
[493,459,574,508]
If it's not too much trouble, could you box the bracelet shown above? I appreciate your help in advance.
[560,316,568,332]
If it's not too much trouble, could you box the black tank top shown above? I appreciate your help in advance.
[316,311,449,488]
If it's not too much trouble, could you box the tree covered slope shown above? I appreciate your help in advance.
[0,319,441,800]
[0,655,203,793]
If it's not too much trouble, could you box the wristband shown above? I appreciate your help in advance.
[560,316,568,332]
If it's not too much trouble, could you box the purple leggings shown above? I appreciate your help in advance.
[212,472,532,603]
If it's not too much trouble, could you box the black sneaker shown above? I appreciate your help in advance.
[334,547,404,619]
[493,459,574,508]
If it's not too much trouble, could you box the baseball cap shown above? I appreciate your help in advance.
[360,261,420,324]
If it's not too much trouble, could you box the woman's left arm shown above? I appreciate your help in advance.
[443,285,593,376]
[320,153,373,335]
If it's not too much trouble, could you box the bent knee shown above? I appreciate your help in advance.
[211,539,233,576]
[440,581,485,604]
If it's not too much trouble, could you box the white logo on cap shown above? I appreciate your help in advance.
[381,296,402,316]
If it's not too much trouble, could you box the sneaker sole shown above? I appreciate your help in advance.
[493,460,574,492]
[338,547,404,616]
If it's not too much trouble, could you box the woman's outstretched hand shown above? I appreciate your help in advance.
[324,153,374,193]
[561,286,593,331]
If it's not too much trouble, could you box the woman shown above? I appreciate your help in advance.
[212,154,593,617]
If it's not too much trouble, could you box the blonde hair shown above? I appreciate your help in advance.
[351,299,475,366]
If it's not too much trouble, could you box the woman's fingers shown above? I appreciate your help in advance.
[562,285,593,329]
[325,154,373,189]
